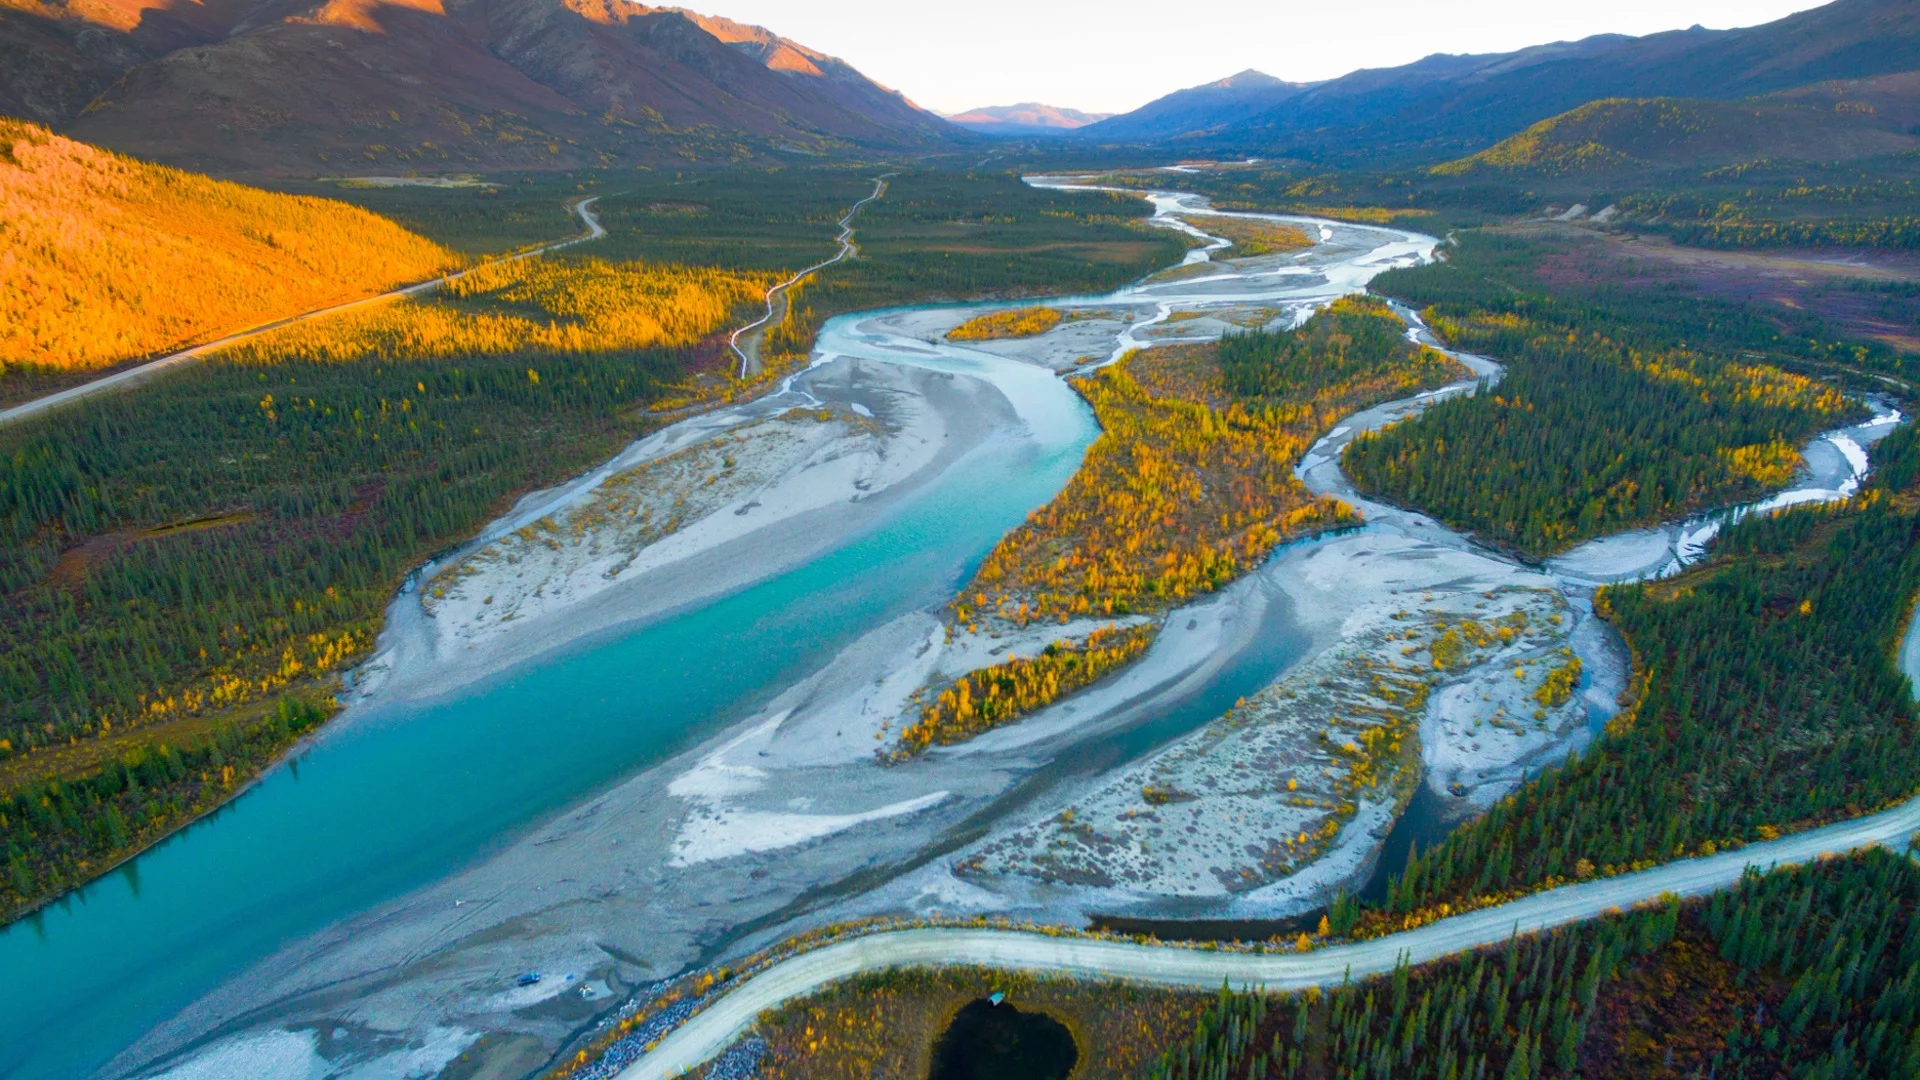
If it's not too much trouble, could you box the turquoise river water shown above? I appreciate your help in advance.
[0,329,1099,1080]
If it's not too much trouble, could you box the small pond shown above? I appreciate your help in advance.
[929,998,1078,1080]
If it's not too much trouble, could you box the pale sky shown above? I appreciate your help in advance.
[696,0,1833,116]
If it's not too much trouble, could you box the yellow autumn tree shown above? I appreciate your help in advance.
[1,116,455,375]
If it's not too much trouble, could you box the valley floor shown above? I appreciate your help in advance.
[100,187,1902,1080]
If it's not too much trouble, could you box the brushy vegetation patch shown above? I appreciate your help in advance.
[742,966,1210,1080]
[0,117,454,388]
[895,625,1155,752]
[947,307,1065,342]
[1343,230,1861,556]
[1192,214,1315,257]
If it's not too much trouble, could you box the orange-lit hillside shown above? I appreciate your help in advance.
[0,117,455,377]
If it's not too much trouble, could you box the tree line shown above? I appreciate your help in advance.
[1344,229,1863,556]
[1366,404,1920,935]
[1152,850,1920,1079]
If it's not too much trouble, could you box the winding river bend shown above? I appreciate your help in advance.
[1,180,1896,1080]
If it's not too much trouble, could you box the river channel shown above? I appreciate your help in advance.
[0,178,1896,1080]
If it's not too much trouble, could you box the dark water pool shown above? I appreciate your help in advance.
[929,998,1078,1080]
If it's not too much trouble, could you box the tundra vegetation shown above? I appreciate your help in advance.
[897,297,1463,753]
[0,164,1190,923]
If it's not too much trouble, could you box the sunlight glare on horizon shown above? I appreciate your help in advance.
[691,0,1833,115]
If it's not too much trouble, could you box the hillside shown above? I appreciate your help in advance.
[1080,0,1920,163]
[0,117,453,379]
[0,0,956,174]
[1431,92,1920,178]
[1086,69,1311,142]
[946,102,1113,136]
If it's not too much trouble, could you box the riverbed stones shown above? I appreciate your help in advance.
[956,586,1575,898]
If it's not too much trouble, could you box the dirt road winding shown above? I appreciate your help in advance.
[729,176,890,379]
[620,791,1920,1079]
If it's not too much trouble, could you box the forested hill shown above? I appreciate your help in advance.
[1430,92,1920,179]
[0,118,453,388]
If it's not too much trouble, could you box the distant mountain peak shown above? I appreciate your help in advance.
[946,102,1113,136]
[1077,67,1313,141]
[1214,69,1287,88]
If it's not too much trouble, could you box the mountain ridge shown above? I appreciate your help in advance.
[1081,0,1920,163]
[0,0,959,175]
[1430,84,1920,179]
[946,102,1113,136]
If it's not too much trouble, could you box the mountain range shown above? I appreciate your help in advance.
[0,0,956,174]
[1079,0,1920,164]
[6,0,1920,180]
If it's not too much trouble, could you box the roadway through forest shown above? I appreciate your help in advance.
[622,793,1920,1079]
[728,175,890,378]
[0,196,606,428]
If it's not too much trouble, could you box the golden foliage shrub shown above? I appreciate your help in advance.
[1719,440,1801,487]
[0,117,455,375]
[1007,363,1341,622]
[906,309,1462,753]
[1196,215,1315,256]
[221,256,768,367]
[897,624,1154,751]
[947,307,1065,342]
[957,359,1366,631]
